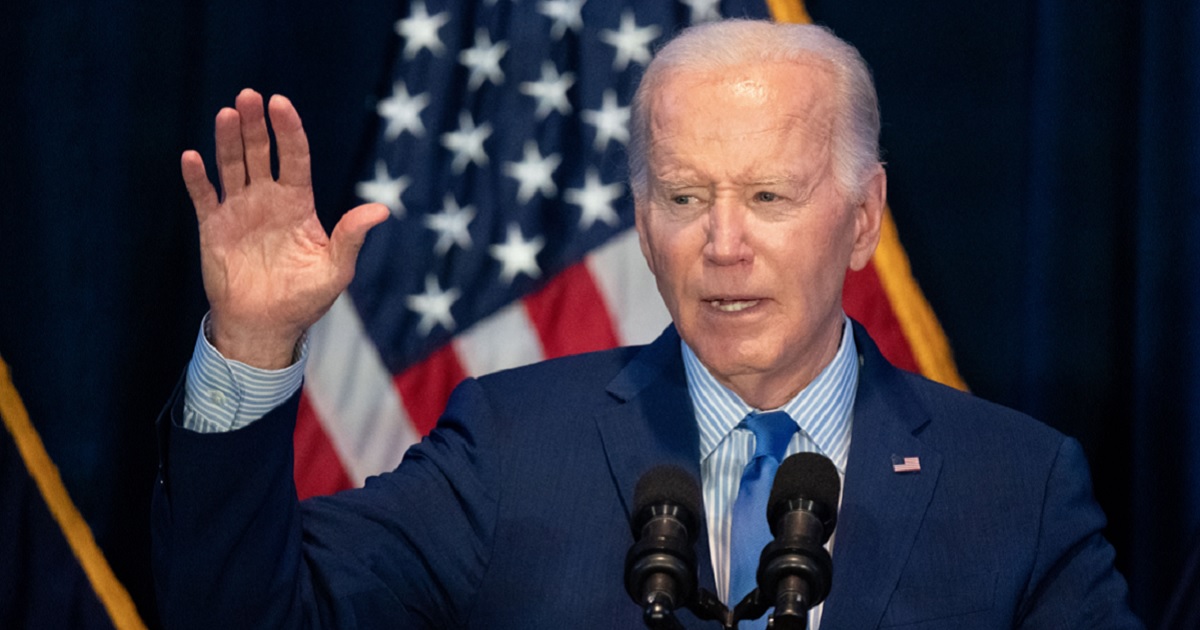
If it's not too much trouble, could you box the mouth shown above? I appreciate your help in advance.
[707,299,761,313]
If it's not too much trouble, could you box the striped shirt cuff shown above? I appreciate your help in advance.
[181,314,308,433]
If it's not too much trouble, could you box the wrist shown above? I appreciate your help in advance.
[206,316,303,370]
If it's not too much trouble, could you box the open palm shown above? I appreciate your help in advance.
[181,89,388,368]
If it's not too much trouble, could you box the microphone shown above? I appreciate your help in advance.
[756,452,841,629]
[624,465,703,628]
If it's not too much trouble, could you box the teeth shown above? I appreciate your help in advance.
[709,299,759,312]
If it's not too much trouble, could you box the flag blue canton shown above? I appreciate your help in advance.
[348,0,770,374]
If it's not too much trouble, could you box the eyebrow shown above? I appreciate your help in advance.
[652,173,804,186]
[652,178,704,189]
[742,176,804,187]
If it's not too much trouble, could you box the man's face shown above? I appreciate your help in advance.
[635,59,882,408]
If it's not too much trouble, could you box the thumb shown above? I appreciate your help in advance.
[330,203,390,274]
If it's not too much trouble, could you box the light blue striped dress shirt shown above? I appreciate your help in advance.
[683,315,858,629]
[182,314,307,433]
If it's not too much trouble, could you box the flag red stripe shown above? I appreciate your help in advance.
[523,262,621,359]
[293,392,355,500]
[843,261,920,373]
[394,343,468,436]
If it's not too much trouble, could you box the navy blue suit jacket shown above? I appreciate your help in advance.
[153,323,1141,628]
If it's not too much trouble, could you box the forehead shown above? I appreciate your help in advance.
[646,59,839,176]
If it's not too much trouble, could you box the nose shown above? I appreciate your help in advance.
[704,197,753,265]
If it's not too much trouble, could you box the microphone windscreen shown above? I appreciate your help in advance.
[768,452,841,526]
[633,465,703,516]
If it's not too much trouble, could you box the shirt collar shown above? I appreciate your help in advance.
[683,315,858,471]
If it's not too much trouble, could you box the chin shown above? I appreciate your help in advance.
[690,338,776,380]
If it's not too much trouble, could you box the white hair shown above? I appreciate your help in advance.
[628,20,882,203]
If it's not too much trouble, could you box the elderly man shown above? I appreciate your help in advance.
[154,19,1140,629]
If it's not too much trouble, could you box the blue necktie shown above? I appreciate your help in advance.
[729,411,798,618]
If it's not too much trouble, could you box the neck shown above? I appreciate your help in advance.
[719,320,846,410]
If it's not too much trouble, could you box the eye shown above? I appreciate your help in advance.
[755,191,779,202]
[672,195,693,205]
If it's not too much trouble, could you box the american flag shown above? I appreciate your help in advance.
[292,0,964,498]
[891,455,921,473]
[293,0,774,497]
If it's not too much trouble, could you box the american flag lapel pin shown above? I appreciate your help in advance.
[891,454,921,473]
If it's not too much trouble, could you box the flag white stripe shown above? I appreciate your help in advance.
[586,230,671,346]
[453,301,546,376]
[305,293,420,484]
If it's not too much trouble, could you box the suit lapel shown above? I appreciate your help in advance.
[593,326,719,599]
[820,324,943,629]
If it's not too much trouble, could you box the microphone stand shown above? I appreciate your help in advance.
[763,575,811,630]
[642,600,685,630]
[683,587,787,630]
[688,588,734,628]
[637,571,689,630]
[686,586,809,630]
[730,589,770,628]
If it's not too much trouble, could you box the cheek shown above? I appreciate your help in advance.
[644,217,700,277]
[764,222,854,300]
[796,209,859,269]
[650,245,689,299]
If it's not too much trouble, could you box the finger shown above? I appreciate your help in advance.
[181,150,219,220]
[268,95,312,189]
[329,203,390,276]
[213,107,246,198]
[235,88,273,182]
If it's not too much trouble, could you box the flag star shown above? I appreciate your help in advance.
[565,168,624,230]
[490,223,545,284]
[538,0,586,40]
[355,161,411,217]
[503,141,562,204]
[395,1,450,59]
[581,89,630,152]
[680,0,721,24]
[520,61,576,119]
[459,29,509,90]
[424,195,476,255]
[377,81,429,140]
[440,111,493,174]
[406,274,460,336]
[600,10,660,71]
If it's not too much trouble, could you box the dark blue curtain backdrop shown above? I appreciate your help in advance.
[1,1,1196,627]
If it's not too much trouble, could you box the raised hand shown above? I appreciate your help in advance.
[181,89,389,369]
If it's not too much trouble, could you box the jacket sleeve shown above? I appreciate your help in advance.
[1016,437,1143,629]
[152,376,502,629]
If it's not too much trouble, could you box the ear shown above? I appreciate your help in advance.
[634,198,658,275]
[848,165,886,272]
